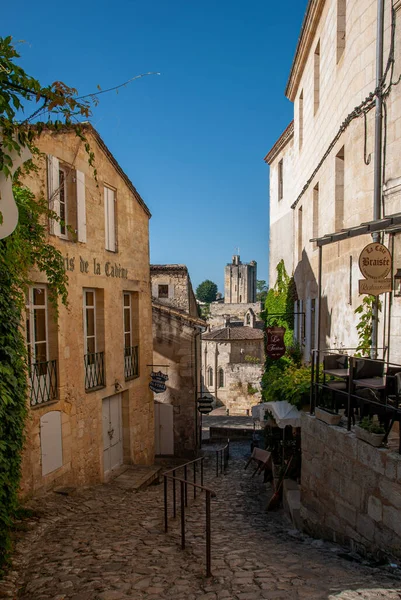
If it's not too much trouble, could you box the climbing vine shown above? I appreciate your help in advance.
[354,295,382,357]
[0,36,92,569]
[263,259,297,348]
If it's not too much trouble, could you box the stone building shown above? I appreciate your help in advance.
[151,265,205,456]
[209,254,262,328]
[21,124,154,495]
[265,0,401,361]
[202,311,264,415]
[224,254,257,304]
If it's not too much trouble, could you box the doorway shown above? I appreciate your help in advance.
[102,393,123,475]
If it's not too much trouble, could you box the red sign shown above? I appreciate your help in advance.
[266,327,286,360]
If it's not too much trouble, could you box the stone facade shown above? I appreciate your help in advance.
[202,318,264,415]
[208,301,263,329]
[265,0,401,361]
[21,125,154,495]
[224,255,257,304]
[151,266,205,457]
[150,264,198,315]
[301,414,401,559]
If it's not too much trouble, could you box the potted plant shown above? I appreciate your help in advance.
[315,406,342,426]
[355,416,385,447]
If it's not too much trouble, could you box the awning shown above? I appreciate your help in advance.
[310,212,401,247]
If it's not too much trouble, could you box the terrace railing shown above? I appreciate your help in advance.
[124,345,139,380]
[84,351,105,390]
[29,359,58,407]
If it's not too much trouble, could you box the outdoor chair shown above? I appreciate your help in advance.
[322,354,349,411]
[354,358,384,379]
[244,447,272,478]
[386,371,401,409]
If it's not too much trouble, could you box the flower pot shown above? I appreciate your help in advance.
[354,425,384,447]
[315,407,342,426]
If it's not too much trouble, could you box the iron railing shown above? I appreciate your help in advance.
[216,439,230,477]
[84,351,105,390]
[124,345,139,380]
[164,457,216,577]
[311,350,401,453]
[29,359,58,407]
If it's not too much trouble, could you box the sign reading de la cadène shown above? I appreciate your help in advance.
[265,326,286,360]
[63,254,128,279]
[358,243,392,296]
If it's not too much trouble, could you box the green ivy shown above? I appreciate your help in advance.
[261,364,314,408]
[263,259,297,348]
[0,183,69,568]
[354,295,382,357]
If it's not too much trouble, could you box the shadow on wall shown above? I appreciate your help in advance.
[293,249,331,349]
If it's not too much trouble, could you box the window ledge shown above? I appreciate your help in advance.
[30,398,60,410]
[85,385,106,394]
[125,375,140,382]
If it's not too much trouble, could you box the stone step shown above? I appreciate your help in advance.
[113,465,162,492]
[283,478,301,529]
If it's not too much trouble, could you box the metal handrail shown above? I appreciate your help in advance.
[163,456,215,577]
[215,439,230,477]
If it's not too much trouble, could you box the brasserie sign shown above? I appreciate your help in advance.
[149,371,169,394]
[358,243,392,296]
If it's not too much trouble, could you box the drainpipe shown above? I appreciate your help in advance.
[371,0,385,358]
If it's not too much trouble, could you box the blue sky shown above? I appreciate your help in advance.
[4,0,307,293]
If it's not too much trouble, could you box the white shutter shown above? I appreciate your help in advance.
[76,170,86,243]
[40,411,63,476]
[104,186,116,251]
[47,155,60,236]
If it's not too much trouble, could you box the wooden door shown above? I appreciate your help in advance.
[102,393,123,475]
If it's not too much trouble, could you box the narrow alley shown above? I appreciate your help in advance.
[1,442,401,600]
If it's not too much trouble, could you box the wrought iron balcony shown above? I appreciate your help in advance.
[84,351,105,390]
[124,345,139,380]
[29,360,58,407]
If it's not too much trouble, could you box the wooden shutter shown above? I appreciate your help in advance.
[76,170,86,243]
[47,155,60,236]
[104,186,116,251]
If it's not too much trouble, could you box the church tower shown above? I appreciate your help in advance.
[224,255,257,304]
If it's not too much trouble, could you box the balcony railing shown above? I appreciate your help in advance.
[29,360,58,407]
[124,345,139,380]
[84,351,105,390]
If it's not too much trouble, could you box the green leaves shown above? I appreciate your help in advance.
[354,295,382,357]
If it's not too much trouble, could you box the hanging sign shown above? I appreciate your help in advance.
[358,243,392,296]
[265,326,286,360]
[149,370,169,394]
[197,395,214,415]
[358,278,392,296]
[359,243,392,280]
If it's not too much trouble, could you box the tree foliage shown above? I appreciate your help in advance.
[256,279,268,303]
[196,280,218,303]
[0,36,94,568]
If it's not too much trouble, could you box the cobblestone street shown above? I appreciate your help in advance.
[1,442,401,600]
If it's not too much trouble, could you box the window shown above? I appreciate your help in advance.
[47,155,86,242]
[26,286,48,368]
[26,286,58,406]
[158,284,169,298]
[313,183,319,249]
[299,90,304,150]
[124,292,139,379]
[218,368,224,388]
[335,146,345,232]
[104,186,116,251]
[83,288,105,390]
[278,159,284,200]
[59,167,67,237]
[84,289,96,356]
[337,0,346,62]
[208,367,213,387]
[298,206,303,260]
[314,41,320,115]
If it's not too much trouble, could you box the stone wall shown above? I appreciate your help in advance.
[21,127,155,496]
[152,304,202,457]
[301,413,401,559]
[209,302,262,329]
[151,267,194,314]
